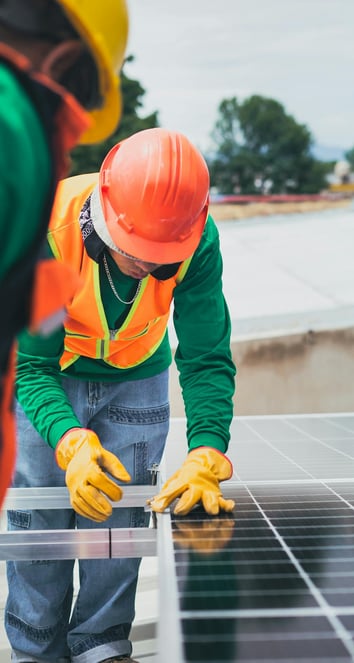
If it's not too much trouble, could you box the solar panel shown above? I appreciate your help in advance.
[2,414,354,661]
[157,413,354,662]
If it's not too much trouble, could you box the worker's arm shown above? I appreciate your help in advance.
[16,326,82,448]
[16,326,130,522]
[150,216,236,515]
[173,215,236,452]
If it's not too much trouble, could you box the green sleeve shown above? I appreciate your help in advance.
[0,65,51,279]
[16,327,82,449]
[173,216,236,453]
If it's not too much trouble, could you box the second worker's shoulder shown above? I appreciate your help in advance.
[57,172,99,201]
[49,172,99,232]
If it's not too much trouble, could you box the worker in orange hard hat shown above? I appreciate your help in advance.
[0,0,129,509]
[6,128,236,663]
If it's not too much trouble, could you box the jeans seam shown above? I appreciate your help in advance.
[6,611,63,642]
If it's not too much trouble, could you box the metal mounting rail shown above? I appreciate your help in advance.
[2,485,156,511]
[0,527,157,561]
[0,486,158,561]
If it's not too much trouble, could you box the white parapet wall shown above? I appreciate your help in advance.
[169,326,354,417]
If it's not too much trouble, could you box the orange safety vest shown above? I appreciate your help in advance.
[48,175,192,371]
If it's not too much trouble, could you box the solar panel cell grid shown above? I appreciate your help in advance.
[172,487,354,661]
[229,418,354,483]
[162,414,354,662]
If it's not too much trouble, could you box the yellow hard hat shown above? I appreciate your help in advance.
[58,0,129,144]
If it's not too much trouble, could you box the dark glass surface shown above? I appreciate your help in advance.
[339,614,354,633]
[181,616,350,661]
[172,482,354,662]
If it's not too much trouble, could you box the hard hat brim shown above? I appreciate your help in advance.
[105,206,209,264]
[79,74,122,144]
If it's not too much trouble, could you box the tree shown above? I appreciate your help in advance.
[208,95,327,194]
[345,147,354,170]
[69,56,159,176]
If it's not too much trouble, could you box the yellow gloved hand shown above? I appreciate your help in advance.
[173,515,236,555]
[55,428,131,522]
[149,447,235,516]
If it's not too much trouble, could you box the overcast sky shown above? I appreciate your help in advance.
[126,0,354,156]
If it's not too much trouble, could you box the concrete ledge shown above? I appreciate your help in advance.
[169,325,354,416]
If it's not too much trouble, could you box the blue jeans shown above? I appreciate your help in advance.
[6,371,169,663]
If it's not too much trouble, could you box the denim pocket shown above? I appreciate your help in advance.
[8,510,31,529]
[108,402,170,424]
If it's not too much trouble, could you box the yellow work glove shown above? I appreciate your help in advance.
[55,428,131,522]
[149,447,235,516]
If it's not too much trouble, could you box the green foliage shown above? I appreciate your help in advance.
[69,56,159,176]
[208,95,328,194]
[345,147,354,169]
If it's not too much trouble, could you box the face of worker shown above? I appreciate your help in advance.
[108,248,163,280]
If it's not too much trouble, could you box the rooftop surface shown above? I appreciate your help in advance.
[216,204,354,339]
[168,204,354,346]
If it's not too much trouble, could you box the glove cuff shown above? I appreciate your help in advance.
[55,427,85,470]
[189,446,233,481]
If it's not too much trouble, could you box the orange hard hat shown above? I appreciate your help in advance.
[96,128,210,263]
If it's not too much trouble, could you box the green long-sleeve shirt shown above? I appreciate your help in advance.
[16,216,236,453]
